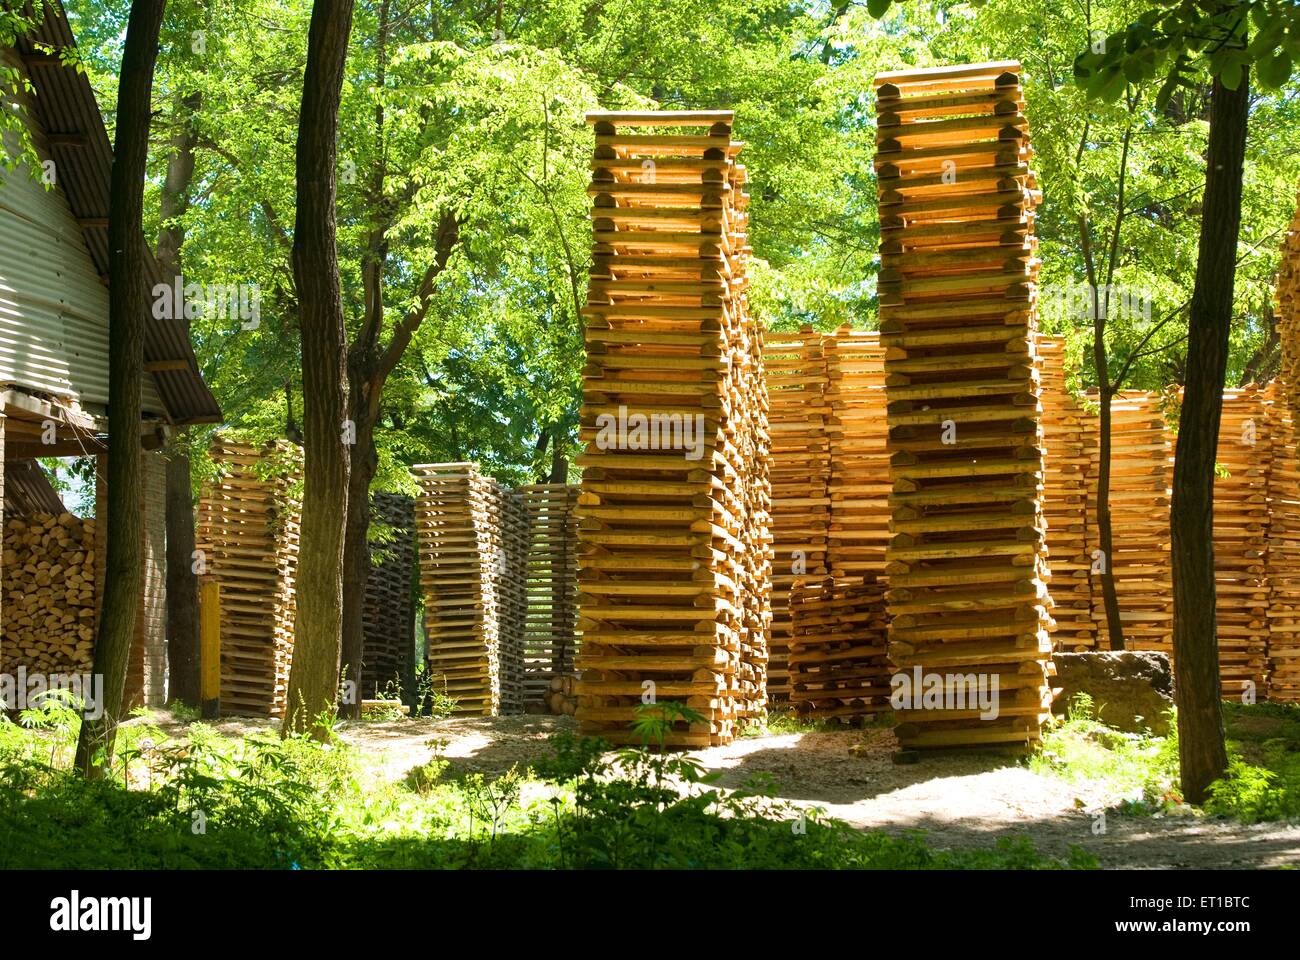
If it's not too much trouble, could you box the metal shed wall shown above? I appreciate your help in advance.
[0,46,163,418]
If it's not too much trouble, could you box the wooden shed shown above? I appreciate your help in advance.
[1,1,221,706]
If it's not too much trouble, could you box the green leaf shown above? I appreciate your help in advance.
[1219,58,1243,91]
[1258,51,1293,90]
[1155,70,1180,112]
[867,0,893,18]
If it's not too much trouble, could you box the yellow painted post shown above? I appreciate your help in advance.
[199,578,221,719]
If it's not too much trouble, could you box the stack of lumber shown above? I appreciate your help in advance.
[1037,335,1096,650]
[518,484,580,705]
[1213,387,1271,697]
[1265,380,1300,701]
[545,673,579,716]
[762,326,831,699]
[1278,192,1300,429]
[197,440,301,717]
[1,513,96,675]
[413,463,526,716]
[824,328,892,584]
[499,485,530,711]
[1087,391,1173,651]
[874,61,1054,751]
[1270,202,1300,701]
[575,109,771,747]
[787,576,891,723]
[360,493,417,697]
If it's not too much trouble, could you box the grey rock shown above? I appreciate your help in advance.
[1052,651,1174,735]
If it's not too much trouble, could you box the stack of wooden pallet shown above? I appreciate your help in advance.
[824,328,892,584]
[1087,390,1174,651]
[1037,335,1096,650]
[197,440,301,717]
[518,483,580,707]
[874,61,1054,751]
[575,109,771,747]
[1213,387,1271,697]
[787,576,891,723]
[1271,204,1300,701]
[1264,380,1300,701]
[360,493,417,697]
[762,327,831,700]
[413,463,526,716]
[1278,193,1300,429]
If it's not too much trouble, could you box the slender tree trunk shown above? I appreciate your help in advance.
[158,90,201,706]
[1172,73,1249,804]
[74,0,166,777]
[1080,217,1126,651]
[1094,384,1124,649]
[164,450,200,703]
[283,0,355,737]
[549,422,568,483]
[339,407,376,718]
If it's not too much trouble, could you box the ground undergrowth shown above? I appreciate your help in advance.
[0,694,1294,869]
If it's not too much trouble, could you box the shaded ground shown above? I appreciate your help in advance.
[140,710,1300,868]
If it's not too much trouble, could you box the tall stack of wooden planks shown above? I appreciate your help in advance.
[413,463,526,716]
[518,483,579,707]
[825,328,892,584]
[874,61,1055,751]
[1087,390,1174,650]
[762,327,831,699]
[788,575,891,723]
[197,439,301,717]
[1265,381,1300,701]
[575,110,771,747]
[1213,387,1271,698]
[1038,335,1096,650]
[1270,198,1300,701]
[360,493,417,697]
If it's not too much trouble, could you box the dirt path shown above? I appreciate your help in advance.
[141,711,1300,868]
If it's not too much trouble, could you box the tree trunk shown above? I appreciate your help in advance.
[164,449,200,704]
[339,405,377,718]
[1094,384,1125,650]
[158,90,201,706]
[549,422,568,483]
[1171,73,1249,804]
[74,0,165,777]
[283,0,355,737]
[1081,215,1126,652]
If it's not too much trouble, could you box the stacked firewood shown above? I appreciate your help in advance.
[545,674,579,716]
[1,513,96,675]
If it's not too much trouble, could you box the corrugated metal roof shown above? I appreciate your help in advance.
[3,458,67,515]
[9,1,222,426]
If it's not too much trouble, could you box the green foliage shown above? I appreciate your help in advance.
[1037,695,1300,823]
[0,710,1093,869]
[1033,694,1183,811]
[1205,700,1300,822]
